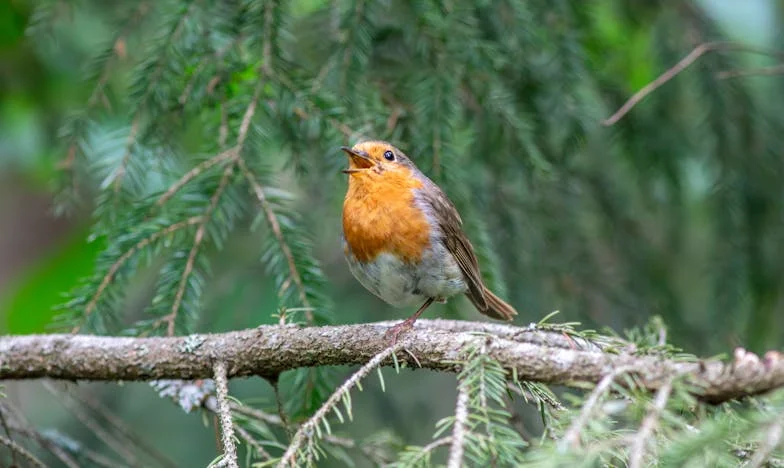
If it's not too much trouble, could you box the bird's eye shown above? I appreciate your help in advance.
[383,150,395,161]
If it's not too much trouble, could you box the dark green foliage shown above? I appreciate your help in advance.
[18,0,784,466]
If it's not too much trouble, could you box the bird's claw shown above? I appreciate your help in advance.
[383,320,414,345]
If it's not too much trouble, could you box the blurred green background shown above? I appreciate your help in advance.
[1,0,783,466]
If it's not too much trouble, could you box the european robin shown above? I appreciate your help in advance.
[340,141,518,342]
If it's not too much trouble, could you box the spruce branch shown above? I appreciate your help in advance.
[63,386,177,468]
[61,2,151,171]
[114,0,197,191]
[561,365,634,450]
[213,361,239,468]
[0,434,46,468]
[42,382,138,466]
[86,3,151,109]
[158,163,235,336]
[73,215,204,333]
[393,437,453,468]
[446,385,469,468]
[277,343,402,467]
[112,116,140,194]
[749,415,784,468]
[2,321,783,404]
[155,149,238,207]
[716,64,784,79]
[235,425,272,461]
[178,34,245,107]
[628,379,673,468]
[602,41,784,126]
[238,158,314,324]
[1,403,81,468]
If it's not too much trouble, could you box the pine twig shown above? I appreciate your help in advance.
[277,343,402,467]
[66,386,178,468]
[230,403,282,426]
[155,149,238,207]
[214,361,239,468]
[0,434,46,468]
[0,404,16,467]
[43,382,138,466]
[628,379,673,468]
[235,425,272,461]
[447,385,469,468]
[160,163,235,336]
[1,403,81,468]
[748,415,784,468]
[87,3,151,109]
[113,1,196,191]
[74,216,203,333]
[561,366,634,450]
[112,116,140,193]
[602,42,784,126]
[717,64,784,79]
[238,157,314,324]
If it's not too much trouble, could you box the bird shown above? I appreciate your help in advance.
[340,140,517,342]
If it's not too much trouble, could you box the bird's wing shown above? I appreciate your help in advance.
[418,180,488,310]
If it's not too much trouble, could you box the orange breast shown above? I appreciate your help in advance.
[343,169,431,264]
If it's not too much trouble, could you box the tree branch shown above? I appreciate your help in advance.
[1,320,783,404]
[447,385,469,468]
[213,361,239,468]
[0,434,46,468]
[602,42,784,126]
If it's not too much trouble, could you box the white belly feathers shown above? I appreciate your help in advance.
[344,240,467,308]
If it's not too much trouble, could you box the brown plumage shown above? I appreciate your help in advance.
[341,140,517,341]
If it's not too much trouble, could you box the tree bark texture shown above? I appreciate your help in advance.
[1,319,782,403]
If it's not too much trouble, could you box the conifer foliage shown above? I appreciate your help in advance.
[14,0,784,466]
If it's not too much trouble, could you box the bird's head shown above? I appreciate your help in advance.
[340,141,415,176]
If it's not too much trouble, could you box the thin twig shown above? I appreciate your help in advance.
[0,404,16,466]
[214,361,239,468]
[155,149,237,207]
[235,424,272,461]
[602,42,784,126]
[628,379,673,468]
[238,158,314,323]
[447,385,470,468]
[112,2,195,191]
[74,216,204,333]
[322,435,388,464]
[405,437,453,466]
[161,163,235,336]
[717,63,784,79]
[748,415,784,468]
[0,434,46,468]
[219,96,229,149]
[1,403,81,468]
[112,116,140,193]
[87,3,151,109]
[236,81,264,149]
[178,34,245,106]
[561,366,634,450]
[43,382,140,466]
[277,343,402,467]
[66,386,178,468]
[230,403,283,426]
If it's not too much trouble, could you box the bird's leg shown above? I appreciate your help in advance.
[384,297,435,344]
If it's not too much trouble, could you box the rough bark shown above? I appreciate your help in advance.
[1,319,782,404]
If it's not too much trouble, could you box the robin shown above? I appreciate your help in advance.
[340,140,517,342]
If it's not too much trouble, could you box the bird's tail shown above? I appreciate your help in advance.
[467,286,518,321]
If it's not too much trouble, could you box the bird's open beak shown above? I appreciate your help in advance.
[340,146,374,174]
